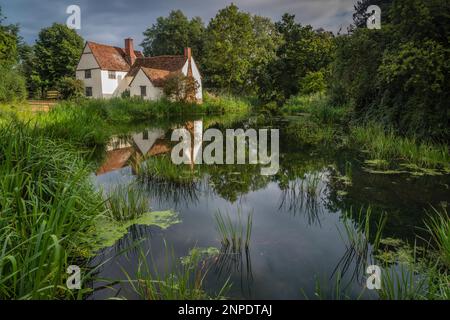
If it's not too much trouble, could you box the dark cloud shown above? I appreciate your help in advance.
[2,0,356,49]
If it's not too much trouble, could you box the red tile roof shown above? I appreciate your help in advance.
[87,41,143,72]
[127,56,188,87]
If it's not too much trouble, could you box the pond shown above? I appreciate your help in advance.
[89,114,449,300]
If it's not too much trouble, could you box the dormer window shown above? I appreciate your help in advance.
[85,70,91,79]
[108,71,116,79]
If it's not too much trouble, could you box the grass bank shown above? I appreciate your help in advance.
[71,93,252,123]
[0,122,106,299]
[283,93,449,172]
[350,124,449,172]
[1,94,252,152]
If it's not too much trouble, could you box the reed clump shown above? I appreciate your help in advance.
[0,122,106,299]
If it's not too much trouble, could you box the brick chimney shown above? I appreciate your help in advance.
[184,47,192,61]
[184,47,193,77]
[125,38,136,65]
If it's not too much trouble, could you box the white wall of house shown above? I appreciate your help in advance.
[100,70,128,98]
[129,69,163,100]
[76,69,103,98]
[76,44,104,98]
[181,58,203,101]
[112,76,132,97]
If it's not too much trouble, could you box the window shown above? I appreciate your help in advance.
[84,69,91,79]
[108,71,116,79]
[85,87,93,97]
[140,86,147,97]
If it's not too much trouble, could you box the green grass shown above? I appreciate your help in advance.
[105,184,150,222]
[0,103,35,122]
[0,122,106,299]
[36,101,109,149]
[215,208,253,251]
[425,206,450,268]
[123,246,230,300]
[59,94,251,124]
[282,93,350,125]
[351,123,449,170]
[336,206,386,279]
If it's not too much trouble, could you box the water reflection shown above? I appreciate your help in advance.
[91,115,450,299]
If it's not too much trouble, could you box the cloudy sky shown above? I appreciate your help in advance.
[2,0,357,49]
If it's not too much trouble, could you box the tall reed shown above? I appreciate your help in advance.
[351,123,449,170]
[123,245,230,300]
[105,184,150,222]
[215,208,253,251]
[425,206,450,268]
[0,122,106,299]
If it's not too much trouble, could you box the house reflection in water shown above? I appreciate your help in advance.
[96,121,200,176]
[96,128,170,175]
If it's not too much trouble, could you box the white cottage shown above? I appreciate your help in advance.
[76,38,202,102]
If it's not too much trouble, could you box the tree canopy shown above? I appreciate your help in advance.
[34,23,84,91]
[141,10,205,58]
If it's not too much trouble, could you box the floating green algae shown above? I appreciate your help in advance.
[180,247,220,265]
[88,210,180,252]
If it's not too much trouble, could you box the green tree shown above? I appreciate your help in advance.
[0,6,19,66]
[34,23,83,92]
[141,10,205,58]
[203,4,255,93]
[0,64,26,102]
[258,14,335,103]
[163,73,200,103]
[203,4,280,94]
[330,0,450,140]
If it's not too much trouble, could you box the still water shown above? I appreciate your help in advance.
[89,115,449,299]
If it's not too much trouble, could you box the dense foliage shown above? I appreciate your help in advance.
[141,10,205,58]
[33,23,84,94]
[0,7,26,102]
[0,64,26,102]
[330,0,450,140]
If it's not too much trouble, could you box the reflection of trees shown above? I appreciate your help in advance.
[137,174,201,208]
[204,164,271,202]
[278,179,323,225]
[323,160,450,242]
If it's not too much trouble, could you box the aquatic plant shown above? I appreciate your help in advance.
[105,184,150,222]
[378,263,427,300]
[351,123,449,171]
[425,206,450,268]
[334,206,386,284]
[215,208,253,251]
[123,245,230,300]
[304,172,322,198]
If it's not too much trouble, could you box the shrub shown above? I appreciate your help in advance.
[0,65,27,102]
[163,73,200,103]
[56,77,84,100]
[299,70,326,95]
